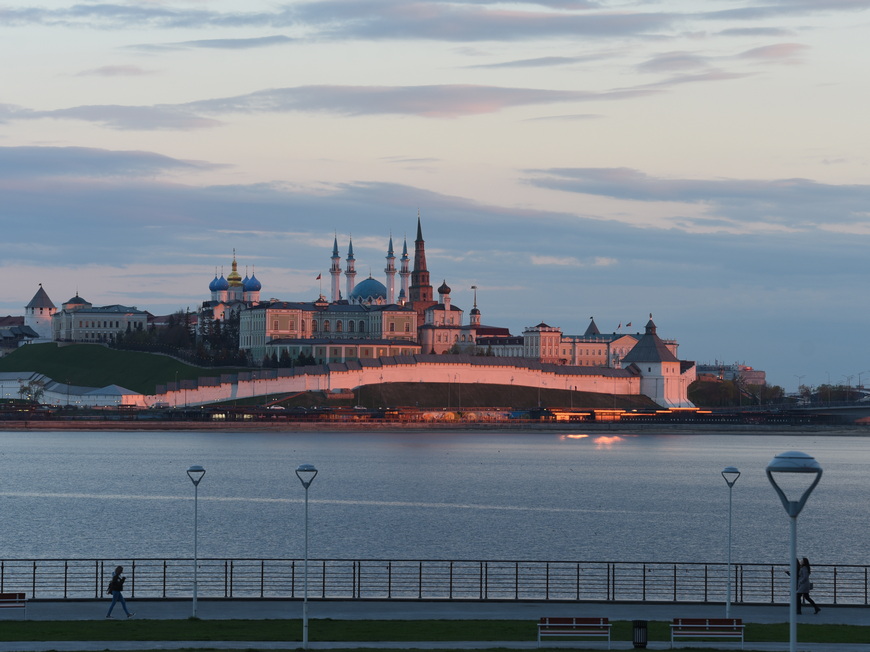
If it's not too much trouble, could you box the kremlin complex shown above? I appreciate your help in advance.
[9,216,696,409]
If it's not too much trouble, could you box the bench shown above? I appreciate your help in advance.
[0,593,26,619]
[671,618,743,648]
[538,617,611,648]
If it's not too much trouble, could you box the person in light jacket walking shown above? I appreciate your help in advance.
[797,557,820,614]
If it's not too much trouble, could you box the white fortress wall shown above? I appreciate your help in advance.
[141,359,643,408]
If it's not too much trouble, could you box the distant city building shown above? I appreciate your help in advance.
[10,213,699,407]
[51,293,148,343]
[0,315,40,354]
[696,362,766,386]
[240,295,419,364]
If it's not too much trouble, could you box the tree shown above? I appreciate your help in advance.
[18,379,46,404]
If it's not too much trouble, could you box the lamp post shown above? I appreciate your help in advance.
[721,466,740,617]
[766,451,822,652]
[186,465,206,618]
[295,463,318,649]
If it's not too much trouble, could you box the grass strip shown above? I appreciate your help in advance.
[0,618,866,645]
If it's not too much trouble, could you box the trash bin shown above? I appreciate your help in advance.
[632,619,648,649]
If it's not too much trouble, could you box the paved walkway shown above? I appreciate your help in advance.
[2,599,867,651]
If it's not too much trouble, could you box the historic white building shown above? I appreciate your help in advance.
[51,294,149,343]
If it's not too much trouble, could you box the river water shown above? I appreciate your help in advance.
[0,430,866,565]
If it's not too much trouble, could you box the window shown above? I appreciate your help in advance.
[336,321,343,332]
[389,322,395,332]
[404,323,410,332]
[349,321,355,332]
[312,320,318,331]
[359,321,365,332]
[324,320,330,332]
[273,320,279,330]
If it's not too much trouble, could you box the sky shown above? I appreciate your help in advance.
[1,0,869,392]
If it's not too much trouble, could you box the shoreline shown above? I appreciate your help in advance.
[0,419,867,435]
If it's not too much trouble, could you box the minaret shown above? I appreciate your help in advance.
[330,235,342,302]
[345,238,357,300]
[385,235,396,304]
[470,285,481,327]
[409,213,433,304]
[399,237,411,304]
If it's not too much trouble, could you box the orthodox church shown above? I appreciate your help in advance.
[201,250,263,326]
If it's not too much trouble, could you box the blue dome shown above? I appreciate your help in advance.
[210,274,229,292]
[244,273,262,292]
[350,277,387,302]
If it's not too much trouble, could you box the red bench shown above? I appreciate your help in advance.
[0,593,26,619]
[537,617,611,648]
[671,618,743,648]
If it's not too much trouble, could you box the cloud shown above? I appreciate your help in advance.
[137,35,296,51]
[0,146,219,178]
[3,84,661,130]
[528,167,870,233]
[468,56,592,69]
[35,105,223,131]
[702,0,870,21]
[2,1,867,45]
[738,43,809,63]
[75,65,154,77]
[531,255,618,267]
[637,51,712,73]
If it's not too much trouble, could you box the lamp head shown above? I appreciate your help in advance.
[766,451,822,517]
[296,463,318,489]
[721,466,740,488]
[186,465,206,486]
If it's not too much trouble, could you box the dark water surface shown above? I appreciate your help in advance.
[0,430,866,565]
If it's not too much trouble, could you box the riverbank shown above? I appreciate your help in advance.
[0,419,867,434]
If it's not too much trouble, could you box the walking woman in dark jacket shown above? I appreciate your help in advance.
[797,557,820,614]
[106,565,134,618]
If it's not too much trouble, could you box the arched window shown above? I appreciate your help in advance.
[324,320,330,332]
[336,321,343,332]
[312,320,318,332]
[348,321,355,332]
[359,321,365,333]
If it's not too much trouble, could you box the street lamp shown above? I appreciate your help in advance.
[186,465,206,618]
[295,463,318,649]
[721,466,740,617]
[766,452,822,652]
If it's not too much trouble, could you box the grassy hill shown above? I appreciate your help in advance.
[0,344,224,395]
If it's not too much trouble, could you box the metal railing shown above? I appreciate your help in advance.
[2,558,868,605]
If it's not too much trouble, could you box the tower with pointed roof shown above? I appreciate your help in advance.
[385,236,396,304]
[398,237,410,305]
[345,238,357,300]
[469,285,481,327]
[330,235,342,302]
[408,213,436,321]
[621,317,695,407]
[24,284,56,340]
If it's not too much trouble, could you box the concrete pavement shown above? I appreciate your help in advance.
[1,599,867,652]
